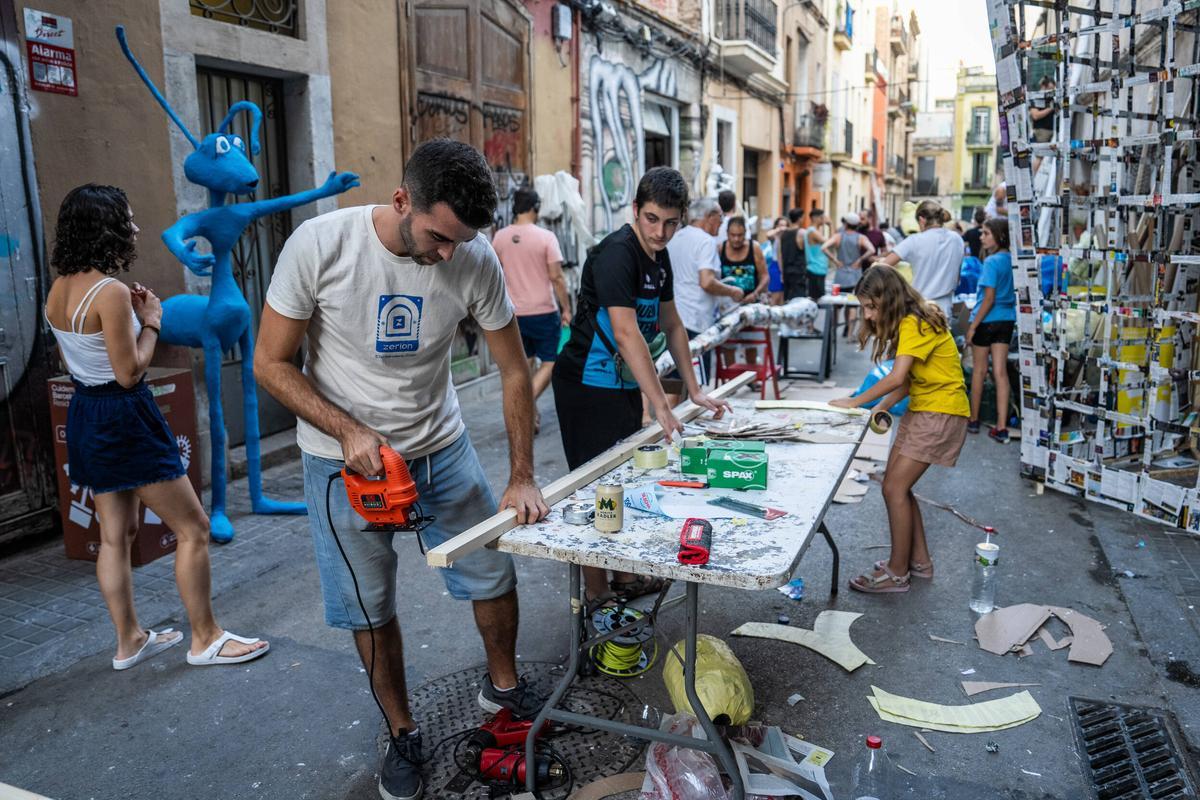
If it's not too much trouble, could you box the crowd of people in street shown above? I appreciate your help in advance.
[45,137,1020,800]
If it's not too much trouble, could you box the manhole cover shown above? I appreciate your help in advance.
[408,661,647,799]
[1069,697,1199,799]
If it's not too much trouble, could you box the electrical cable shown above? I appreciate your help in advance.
[325,472,397,745]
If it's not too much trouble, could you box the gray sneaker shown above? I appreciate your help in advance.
[379,729,423,800]
[478,675,545,719]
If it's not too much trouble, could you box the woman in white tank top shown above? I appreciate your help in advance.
[46,185,267,670]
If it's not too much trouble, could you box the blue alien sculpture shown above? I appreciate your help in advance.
[117,26,360,542]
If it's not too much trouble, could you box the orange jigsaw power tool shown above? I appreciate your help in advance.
[342,445,433,532]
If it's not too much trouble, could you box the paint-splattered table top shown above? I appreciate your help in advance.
[496,395,867,590]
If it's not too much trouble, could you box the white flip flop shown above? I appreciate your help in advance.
[186,631,270,666]
[112,628,182,671]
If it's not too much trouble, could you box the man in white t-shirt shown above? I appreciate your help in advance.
[875,201,965,317]
[666,196,744,382]
[254,139,549,800]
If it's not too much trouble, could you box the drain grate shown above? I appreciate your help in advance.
[407,661,646,800]
[1069,697,1199,799]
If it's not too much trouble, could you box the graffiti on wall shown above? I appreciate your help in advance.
[584,54,679,234]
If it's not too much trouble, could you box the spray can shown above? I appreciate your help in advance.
[595,484,624,532]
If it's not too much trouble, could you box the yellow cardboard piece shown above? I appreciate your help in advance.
[867,686,1041,734]
[732,611,875,672]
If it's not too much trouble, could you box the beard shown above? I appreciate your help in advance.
[399,215,441,265]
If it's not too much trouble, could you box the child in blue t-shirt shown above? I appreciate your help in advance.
[966,218,1016,443]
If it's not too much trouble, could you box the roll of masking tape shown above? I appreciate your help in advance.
[634,444,669,469]
[869,410,894,435]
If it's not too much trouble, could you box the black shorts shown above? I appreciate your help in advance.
[551,374,643,470]
[971,320,1015,348]
[806,271,825,301]
[517,312,562,362]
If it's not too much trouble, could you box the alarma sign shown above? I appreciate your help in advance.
[23,9,76,96]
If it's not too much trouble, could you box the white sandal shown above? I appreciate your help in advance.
[112,628,182,671]
[186,631,270,666]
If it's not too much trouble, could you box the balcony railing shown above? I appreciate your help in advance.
[833,2,853,49]
[794,114,826,150]
[889,154,907,179]
[966,127,993,146]
[915,177,938,195]
[889,14,909,54]
[717,0,779,57]
[966,177,991,190]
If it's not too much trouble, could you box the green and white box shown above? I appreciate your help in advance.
[680,439,766,476]
[706,450,769,490]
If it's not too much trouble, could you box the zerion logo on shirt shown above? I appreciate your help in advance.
[376,294,423,355]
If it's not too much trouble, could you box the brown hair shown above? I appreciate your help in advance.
[855,264,948,363]
[983,217,1010,255]
[915,200,951,227]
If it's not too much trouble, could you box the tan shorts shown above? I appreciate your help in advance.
[894,411,968,467]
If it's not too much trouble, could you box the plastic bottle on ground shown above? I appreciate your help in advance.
[970,540,1000,614]
[851,734,893,799]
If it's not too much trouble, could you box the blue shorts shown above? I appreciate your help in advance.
[67,379,186,494]
[302,432,517,630]
[517,312,561,362]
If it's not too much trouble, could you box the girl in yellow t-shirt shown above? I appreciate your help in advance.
[831,265,969,594]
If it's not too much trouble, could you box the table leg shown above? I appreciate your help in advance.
[819,521,839,597]
[525,562,583,793]
[684,581,744,800]
[818,307,832,382]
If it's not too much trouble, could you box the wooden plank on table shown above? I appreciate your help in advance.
[425,372,756,567]
[755,400,867,415]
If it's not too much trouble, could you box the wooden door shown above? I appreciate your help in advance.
[408,0,532,227]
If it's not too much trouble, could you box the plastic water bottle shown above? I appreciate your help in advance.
[970,539,1000,614]
[851,735,892,799]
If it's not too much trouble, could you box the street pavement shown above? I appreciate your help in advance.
[2,335,1199,799]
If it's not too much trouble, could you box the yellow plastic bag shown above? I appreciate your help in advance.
[663,634,754,725]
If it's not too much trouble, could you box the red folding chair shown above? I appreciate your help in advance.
[714,326,781,399]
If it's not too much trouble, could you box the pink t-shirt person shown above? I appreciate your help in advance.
[492,223,564,317]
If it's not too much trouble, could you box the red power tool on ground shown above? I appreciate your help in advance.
[342,446,433,532]
[461,708,566,788]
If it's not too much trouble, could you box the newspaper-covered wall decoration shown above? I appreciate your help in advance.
[987,0,1200,529]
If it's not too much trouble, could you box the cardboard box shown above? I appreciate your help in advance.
[706,450,769,490]
[49,368,201,566]
[680,438,766,475]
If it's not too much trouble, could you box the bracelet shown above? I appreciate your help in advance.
[143,323,161,336]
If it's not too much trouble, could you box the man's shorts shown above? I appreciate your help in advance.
[302,432,517,630]
[517,312,562,363]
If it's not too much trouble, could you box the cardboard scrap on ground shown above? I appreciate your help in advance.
[732,611,875,672]
[852,458,881,475]
[867,685,1041,734]
[961,681,1042,697]
[974,604,1112,666]
[929,634,967,646]
[833,478,870,504]
[728,728,835,800]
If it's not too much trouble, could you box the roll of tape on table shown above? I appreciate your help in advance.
[869,410,893,435]
[634,444,668,469]
[563,502,595,525]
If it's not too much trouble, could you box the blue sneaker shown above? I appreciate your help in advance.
[988,427,1010,444]
[379,729,423,800]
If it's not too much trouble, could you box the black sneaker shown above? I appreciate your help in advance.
[379,729,423,800]
[478,675,545,719]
